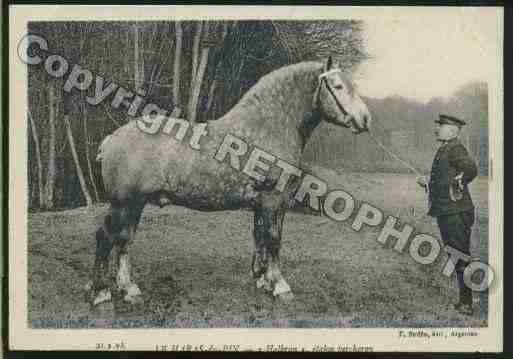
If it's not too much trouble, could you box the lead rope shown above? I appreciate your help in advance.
[367,130,427,219]
[367,131,422,177]
[316,69,426,217]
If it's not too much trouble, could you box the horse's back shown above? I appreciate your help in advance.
[99,120,258,209]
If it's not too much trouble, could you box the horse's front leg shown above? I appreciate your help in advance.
[252,203,294,302]
[90,222,115,305]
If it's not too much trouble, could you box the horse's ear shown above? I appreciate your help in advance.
[325,55,333,71]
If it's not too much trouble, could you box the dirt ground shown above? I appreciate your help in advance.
[27,172,489,328]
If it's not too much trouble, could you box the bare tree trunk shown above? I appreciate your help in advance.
[191,21,203,81]
[83,113,99,203]
[44,86,57,210]
[28,110,44,208]
[205,23,229,120]
[188,46,210,123]
[172,21,183,108]
[133,23,144,93]
[77,27,99,204]
[123,27,129,74]
[64,115,93,207]
[188,22,212,123]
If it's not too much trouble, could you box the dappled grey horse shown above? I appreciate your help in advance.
[92,56,371,306]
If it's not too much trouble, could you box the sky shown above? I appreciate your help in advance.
[353,9,501,103]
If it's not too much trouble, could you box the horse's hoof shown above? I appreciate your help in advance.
[273,278,292,297]
[256,275,272,292]
[123,283,143,304]
[124,294,144,305]
[275,291,295,303]
[92,289,112,306]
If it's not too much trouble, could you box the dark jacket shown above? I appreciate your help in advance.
[428,138,478,217]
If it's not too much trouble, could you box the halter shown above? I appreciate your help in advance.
[314,68,350,124]
[318,68,343,80]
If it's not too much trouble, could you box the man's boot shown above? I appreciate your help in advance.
[454,269,473,316]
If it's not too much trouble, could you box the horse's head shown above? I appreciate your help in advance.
[314,56,371,134]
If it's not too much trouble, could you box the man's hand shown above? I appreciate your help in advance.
[454,172,464,190]
[416,176,427,188]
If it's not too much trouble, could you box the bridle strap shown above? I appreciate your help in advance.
[319,68,342,79]
[314,69,349,117]
[322,77,349,117]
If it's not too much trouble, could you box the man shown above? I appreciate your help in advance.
[417,114,478,316]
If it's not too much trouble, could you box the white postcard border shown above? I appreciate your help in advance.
[8,5,504,352]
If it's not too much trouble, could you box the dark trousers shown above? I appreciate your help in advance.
[436,209,475,305]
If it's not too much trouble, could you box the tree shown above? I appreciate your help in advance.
[172,21,183,108]
[43,85,57,210]
[28,110,44,208]
[133,23,145,94]
[83,105,100,203]
[187,21,210,123]
[271,20,369,71]
[64,115,93,207]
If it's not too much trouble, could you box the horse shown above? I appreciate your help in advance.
[91,56,372,306]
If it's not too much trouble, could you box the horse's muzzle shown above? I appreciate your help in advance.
[350,115,369,134]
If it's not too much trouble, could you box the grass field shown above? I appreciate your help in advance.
[27,171,489,328]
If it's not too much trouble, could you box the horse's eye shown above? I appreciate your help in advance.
[334,84,344,90]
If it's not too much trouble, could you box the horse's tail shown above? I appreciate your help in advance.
[96,134,112,162]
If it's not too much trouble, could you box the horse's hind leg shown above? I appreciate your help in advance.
[113,200,145,304]
[252,198,293,302]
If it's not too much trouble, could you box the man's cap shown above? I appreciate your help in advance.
[435,114,466,127]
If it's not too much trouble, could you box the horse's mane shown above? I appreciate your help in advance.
[240,61,323,104]
[220,61,324,123]
[220,61,355,125]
